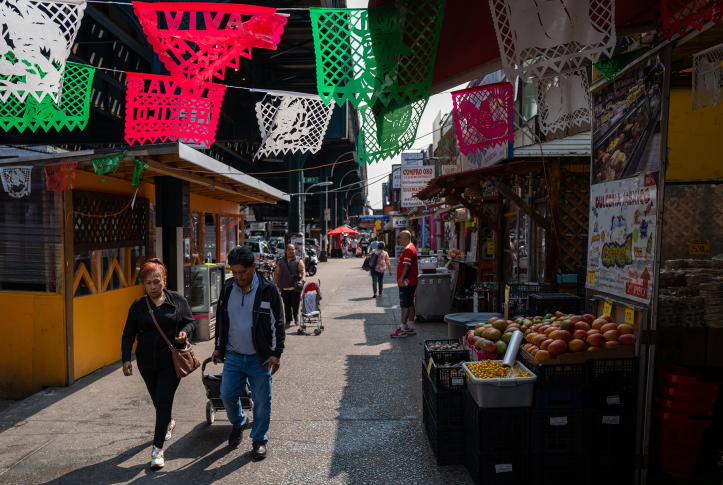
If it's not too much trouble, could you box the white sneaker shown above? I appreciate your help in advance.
[151,446,165,469]
[165,419,176,441]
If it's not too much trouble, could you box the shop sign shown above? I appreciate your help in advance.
[441,164,458,175]
[461,143,507,172]
[382,183,388,206]
[586,173,657,304]
[393,216,409,228]
[392,164,401,189]
[401,166,435,208]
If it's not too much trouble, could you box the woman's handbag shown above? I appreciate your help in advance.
[145,296,200,378]
[362,251,379,272]
[284,257,304,291]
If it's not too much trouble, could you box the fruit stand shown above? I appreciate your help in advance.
[423,309,640,484]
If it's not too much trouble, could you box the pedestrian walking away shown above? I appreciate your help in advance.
[360,237,369,256]
[351,238,358,257]
[370,238,378,251]
[391,231,418,338]
[272,244,306,328]
[121,258,195,469]
[370,241,392,298]
[212,246,284,460]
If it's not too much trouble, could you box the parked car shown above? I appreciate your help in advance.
[243,239,272,264]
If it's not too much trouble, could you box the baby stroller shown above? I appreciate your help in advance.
[201,357,253,425]
[298,281,323,335]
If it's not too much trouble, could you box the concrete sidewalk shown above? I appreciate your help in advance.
[0,258,472,484]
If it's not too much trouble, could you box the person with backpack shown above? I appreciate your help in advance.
[370,241,392,298]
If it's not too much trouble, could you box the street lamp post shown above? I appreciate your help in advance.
[301,181,333,241]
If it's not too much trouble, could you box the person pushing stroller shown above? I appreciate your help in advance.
[212,246,285,459]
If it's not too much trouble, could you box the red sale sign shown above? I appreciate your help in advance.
[625,282,648,300]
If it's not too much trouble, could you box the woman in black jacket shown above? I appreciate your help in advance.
[121,258,195,469]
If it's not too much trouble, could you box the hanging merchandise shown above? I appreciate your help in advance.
[488,0,616,82]
[0,62,94,133]
[124,73,226,147]
[0,166,32,198]
[451,82,513,157]
[536,69,592,136]
[92,151,126,184]
[254,93,334,159]
[131,157,148,189]
[595,48,648,82]
[357,97,427,165]
[0,0,86,103]
[133,2,287,86]
[661,0,723,41]
[44,160,77,192]
[310,0,445,108]
[692,42,723,110]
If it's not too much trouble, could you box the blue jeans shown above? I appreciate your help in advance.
[371,271,385,294]
[221,352,272,443]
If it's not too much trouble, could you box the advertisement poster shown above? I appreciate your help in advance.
[592,54,664,183]
[586,173,657,304]
[401,166,435,208]
[392,164,401,189]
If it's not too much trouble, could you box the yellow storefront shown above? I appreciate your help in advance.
[0,144,287,399]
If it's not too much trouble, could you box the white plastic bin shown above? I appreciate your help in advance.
[462,361,537,408]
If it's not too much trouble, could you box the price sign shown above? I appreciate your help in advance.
[625,305,634,324]
[587,269,595,285]
[690,240,709,254]
[427,357,433,376]
[603,299,612,317]
[487,238,494,256]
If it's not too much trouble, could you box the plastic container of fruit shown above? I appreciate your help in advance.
[655,383,718,404]
[462,361,537,408]
[657,362,722,392]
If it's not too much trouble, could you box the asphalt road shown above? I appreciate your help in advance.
[0,257,472,485]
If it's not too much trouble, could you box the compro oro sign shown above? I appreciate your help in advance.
[401,166,435,208]
[393,216,409,228]
[586,173,657,304]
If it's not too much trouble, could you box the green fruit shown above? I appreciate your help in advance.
[544,314,553,319]
[487,317,499,324]
[516,317,524,324]
[501,332,513,344]
[475,322,486,329]
[474,327,486,337]
[492,320,508,332]
[483,328,502,342]
[495,340,508,355]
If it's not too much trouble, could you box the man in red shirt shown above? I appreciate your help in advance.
[391,230,418,338]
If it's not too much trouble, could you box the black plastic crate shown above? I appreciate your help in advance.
[502,282,558,300]
[423,402,465,466]
[423,339,466,362]
[423,352,467,390]
[519,350,588,390]
[530,453,583,485]
[585,358,638,409]
[422,362,465,429]
[576,265,587,298]
[584,409,636,453]
[464,390,529,452]
[466,450,530,485]
[529,293,582,317]
[586,452,635,485]
[534,389,582,409]
[531,409,583,452]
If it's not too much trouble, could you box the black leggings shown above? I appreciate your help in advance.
[138,363,181,448]
[281,290,301,323]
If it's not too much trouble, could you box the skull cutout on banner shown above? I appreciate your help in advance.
[255,94,334,159]
[0,0,86,103]
[693,43,723,109]
[488,0,615,82]
[0,166,32,198]
[536,69,592,136]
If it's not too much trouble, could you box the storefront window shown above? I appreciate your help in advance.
[220,216,240,262]
[0,164,62,293]
[205,214,217,263]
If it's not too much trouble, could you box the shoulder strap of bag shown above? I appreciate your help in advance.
[145,296,173,350]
